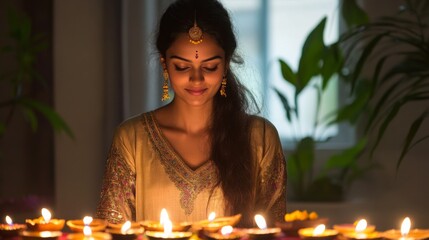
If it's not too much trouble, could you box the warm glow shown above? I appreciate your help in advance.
[254,214,267,230]
[208,212,216,222]
[41,208,52,223]
[121,221,131,234]
[355,219,367,232]
[160,208,169,226]
[83,216,93,225]
[84,226,92,236]
[5,216,13,225]
[313,224,326,236]
[221,226,233,235]
[164,219,173,234]
[401,217,411,237]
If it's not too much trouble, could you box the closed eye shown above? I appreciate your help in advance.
[203,66,218,72]
[175,65,190,71]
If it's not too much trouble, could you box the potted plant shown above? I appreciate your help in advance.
[274,0,375,202]
[340,0,429,170]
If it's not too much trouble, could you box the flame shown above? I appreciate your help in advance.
[84,226,92,236]
[164,219,173,234]
[83,216,93,225]
[355,219,367,232]
[208,212,216,222]
[160,208,169,226]
[254,214,267,230]
[41,208,52,223]
[401,217,411,237]
[221,226,233,235]
[5,216,13,225]
[313,224,326,236]
[121,221,131,234]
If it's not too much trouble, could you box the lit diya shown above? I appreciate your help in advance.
[25,208,65,232]
[106,221,144,240]
[196,213,242,233]
[341,219,381,240]
[67,216,108,232]
[382,217,429,240]
[0,215,26,238]
[204,225,244,240]
[145,217,192,240]
[298,224,339,240]
[334,219,376,235]
[141,209,191,232]
[245,214,281,240]
[67,225,112,240]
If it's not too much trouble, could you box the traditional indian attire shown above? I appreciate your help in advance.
[96,111,286,224]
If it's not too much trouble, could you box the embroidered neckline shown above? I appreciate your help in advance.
[142,112,217,215]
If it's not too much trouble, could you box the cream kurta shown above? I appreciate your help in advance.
[96,112,286,224]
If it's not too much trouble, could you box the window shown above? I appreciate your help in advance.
[221,0,355,149]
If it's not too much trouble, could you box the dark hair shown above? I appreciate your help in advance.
[156,0,258,227]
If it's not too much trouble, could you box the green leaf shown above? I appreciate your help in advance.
[321,43,342,90]
[341,0,369,28]
[17,98,74,138]
[324,138,367,171]
[396,111,429,170]
[278,59,297,87]
[294,137,315,173]
[297,17,327,90]
[273,88,293,122]
[20,107,38,131]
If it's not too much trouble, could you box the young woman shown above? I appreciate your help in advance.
[96,0,286,227]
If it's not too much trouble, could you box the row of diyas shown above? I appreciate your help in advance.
[296,217,429,240]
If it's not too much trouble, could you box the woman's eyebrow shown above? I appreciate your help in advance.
[170,55,223,62]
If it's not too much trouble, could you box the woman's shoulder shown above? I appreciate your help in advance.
[248,115,279,134]
[115,111,154,134]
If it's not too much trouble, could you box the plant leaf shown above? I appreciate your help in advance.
[273,88,293,122]
[341,0,369,28]
[278,59,297,88]
[324,138,367,170]
[19,107,38,132]
[321,43,342,90]
[297,17,327,90]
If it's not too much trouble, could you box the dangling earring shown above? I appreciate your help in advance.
[220,76,227,97]
[160,58,170,101]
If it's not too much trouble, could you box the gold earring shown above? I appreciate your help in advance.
[220,76,227,97]
[160,57,170,101]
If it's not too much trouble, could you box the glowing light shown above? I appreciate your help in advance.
[5,216,13,225]
[401,217,411,237]
[355,219,367,232]
[254,214,267,230]
[160,208,169,226]
[84,226,92,236]
[313,224,326,236]
[41,208,52,223]
[208,212,216,222]
[83,216,93,225]
[164,219,173,234]
[221,226,233,235]
[121,221,131,234]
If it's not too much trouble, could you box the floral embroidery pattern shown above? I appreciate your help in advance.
[142,112,217,215]
[96,145,136,223]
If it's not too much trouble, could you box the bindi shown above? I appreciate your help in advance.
[195,50,199,59]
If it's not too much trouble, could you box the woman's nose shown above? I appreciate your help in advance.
[190,69,204,82]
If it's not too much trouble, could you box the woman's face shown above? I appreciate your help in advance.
[165,33,226,107]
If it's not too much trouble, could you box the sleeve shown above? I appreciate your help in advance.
[96,126,136,223]
[256,119,287,225]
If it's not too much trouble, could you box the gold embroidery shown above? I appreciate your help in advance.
[142,112,217,215]
[96,145,136,223]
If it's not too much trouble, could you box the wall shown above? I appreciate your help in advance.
[54,0,105,219]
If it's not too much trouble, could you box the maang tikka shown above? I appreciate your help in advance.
[188,11,203,44]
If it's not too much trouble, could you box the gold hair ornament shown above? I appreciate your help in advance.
[220,76,227,97]
[188,13,203,44]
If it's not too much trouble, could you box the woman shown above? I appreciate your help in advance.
[96,0,286,227]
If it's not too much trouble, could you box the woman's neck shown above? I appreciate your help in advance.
[158,100,212,134]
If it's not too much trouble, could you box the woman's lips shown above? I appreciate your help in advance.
[186,88,207,96]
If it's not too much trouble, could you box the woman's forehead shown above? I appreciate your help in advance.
[166,33,225,61]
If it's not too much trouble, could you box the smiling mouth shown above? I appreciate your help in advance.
[186,89,207,96]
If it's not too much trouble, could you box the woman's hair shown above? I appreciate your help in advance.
[156,0,258,227]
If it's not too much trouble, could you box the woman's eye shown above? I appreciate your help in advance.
[204,66,218,72]
[175,66,189,71]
